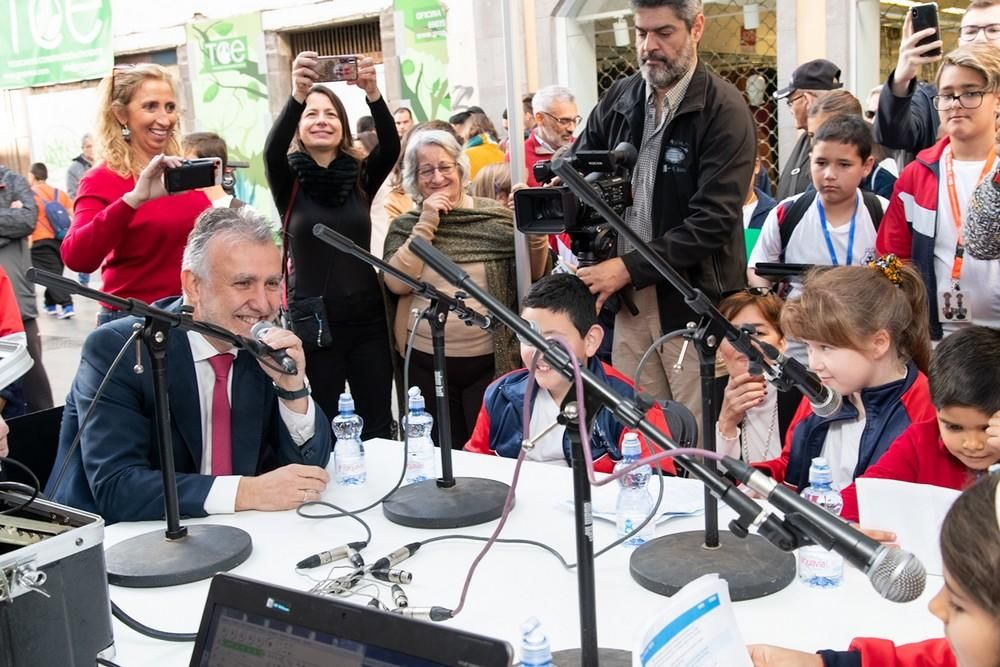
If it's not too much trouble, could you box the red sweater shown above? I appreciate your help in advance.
[62,164,210,305]
[836,637,954,667]
[840,418,975,523]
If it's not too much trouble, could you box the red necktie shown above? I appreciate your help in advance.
[208,354,234,476]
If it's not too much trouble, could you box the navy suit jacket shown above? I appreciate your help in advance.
[46,302,333,523]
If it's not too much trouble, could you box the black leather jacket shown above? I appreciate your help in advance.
[574,63,755,332]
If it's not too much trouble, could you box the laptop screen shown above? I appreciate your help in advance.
[190,574,512,667]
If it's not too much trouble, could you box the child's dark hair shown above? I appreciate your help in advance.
[940,475,1000,619]
[29,162,48,181]
[781,262,931,373]
[521,274,597,337]
[813,113,873,161]
[929,325,1000,414]
[182,132,229,169]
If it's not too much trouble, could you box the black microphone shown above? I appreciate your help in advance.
[720,456,926,603]
[409,237,470,288]
[248,321,297,374]
[759,343,842,418]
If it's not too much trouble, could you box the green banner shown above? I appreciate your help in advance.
[395,0,451,122]
[0,0,113,89]
[185,13,274,218]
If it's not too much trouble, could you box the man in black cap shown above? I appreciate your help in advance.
[773,58,843,200]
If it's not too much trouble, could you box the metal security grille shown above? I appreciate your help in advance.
[879,0,963,83]
[593,4,781,189]
[289,20,383,63]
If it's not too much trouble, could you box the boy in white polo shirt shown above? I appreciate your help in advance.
[748,114,887,298]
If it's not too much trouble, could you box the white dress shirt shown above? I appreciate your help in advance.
[187,332,316,514]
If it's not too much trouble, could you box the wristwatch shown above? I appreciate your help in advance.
[275,382,310,401]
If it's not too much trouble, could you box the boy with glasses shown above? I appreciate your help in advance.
[877,44,1000,341]
[875,0,1000,157]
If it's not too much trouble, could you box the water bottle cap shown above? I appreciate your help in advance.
[622,432,642,457]
[407,386,425,411]
[520,617,551,664]
[338,392,355,413]
[809,456,833,483]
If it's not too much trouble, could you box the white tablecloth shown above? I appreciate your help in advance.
[104,439,944,665]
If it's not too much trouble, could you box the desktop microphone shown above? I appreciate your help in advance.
[720,457,927,603]
[759,343,842,418]
[249,321,298,374]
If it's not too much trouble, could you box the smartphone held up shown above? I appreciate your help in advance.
[911,2,942,58]
[164,157,223,194]
[316,55,359,82]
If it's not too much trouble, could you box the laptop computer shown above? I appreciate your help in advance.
[190,574,513,667]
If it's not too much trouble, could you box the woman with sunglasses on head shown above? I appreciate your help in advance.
[383,130,549,448]
[715,288,803,464]
[264,52,400,439]
[62,64,212,326]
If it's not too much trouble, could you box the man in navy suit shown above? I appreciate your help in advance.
[47,207,333,523]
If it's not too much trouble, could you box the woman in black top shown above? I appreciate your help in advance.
[265,51,400,438]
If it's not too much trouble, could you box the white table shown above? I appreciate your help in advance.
[104,440,943,665]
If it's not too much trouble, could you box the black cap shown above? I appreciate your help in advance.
[773,59,843,100]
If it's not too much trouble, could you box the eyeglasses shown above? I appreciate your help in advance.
[931,91,987,110]
[417,162,457,179]
[785,94,804,107]
[721,286,776,299]
[540,111,583,128]
[959,23,1000,42]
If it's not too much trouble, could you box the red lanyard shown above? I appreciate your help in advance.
[943,145,996,285]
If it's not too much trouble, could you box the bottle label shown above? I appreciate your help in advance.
[799,548,843,579]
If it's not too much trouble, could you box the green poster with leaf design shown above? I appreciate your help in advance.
[394,0,451,122]
[185,13,274,217]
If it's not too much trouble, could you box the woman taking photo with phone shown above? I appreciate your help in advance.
[63,64,212,325]
[265,52,400,439]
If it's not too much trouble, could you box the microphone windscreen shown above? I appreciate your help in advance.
[250,321,273,340]
[868,547,927,603]
[810,388,842,418]
[962,176,1000,260]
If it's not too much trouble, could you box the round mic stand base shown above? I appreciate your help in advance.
[382,477,511,529]
[106,524,253,588]
[629,530,795,601]
[551,647,631,666]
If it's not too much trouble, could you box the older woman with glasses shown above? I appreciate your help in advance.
[62,64,212,325]
[383,130,549,448]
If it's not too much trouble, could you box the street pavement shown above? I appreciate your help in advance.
[34,270,102,405]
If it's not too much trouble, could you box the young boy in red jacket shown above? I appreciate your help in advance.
[464,273,674,473]
[840,325,1000,522]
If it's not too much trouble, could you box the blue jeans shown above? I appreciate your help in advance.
[96,308,130,327]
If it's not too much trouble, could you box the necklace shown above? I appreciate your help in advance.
[740,397,779,463]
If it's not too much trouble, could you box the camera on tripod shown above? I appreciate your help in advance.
[512,142,637,267]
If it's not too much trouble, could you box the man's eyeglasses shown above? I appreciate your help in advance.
[721,286,776,299]
[417,162,457,179]
[540,111,582,128]
[931,91,988,110]
[785,94,804,107]
[959,23,1000,42]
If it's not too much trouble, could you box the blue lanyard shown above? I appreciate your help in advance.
[815,193,859,266]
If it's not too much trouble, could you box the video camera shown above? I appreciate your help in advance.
[513,142,637,267]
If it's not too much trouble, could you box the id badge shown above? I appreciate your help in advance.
[938,288,972,322]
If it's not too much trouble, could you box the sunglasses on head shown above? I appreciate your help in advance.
[720,286,775,299]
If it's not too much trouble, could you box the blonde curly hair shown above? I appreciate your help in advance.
[95,64,182,176]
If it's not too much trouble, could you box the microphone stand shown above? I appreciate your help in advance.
[312,225,511,529]
[549,157,796,601]
[27,268,268,588]
[407,236,801,666]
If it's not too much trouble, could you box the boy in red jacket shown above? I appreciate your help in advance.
[839,325,1000,522]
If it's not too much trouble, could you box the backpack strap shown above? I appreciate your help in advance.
[777,190,817,263]
[280,179,300,307]
[860,190,884,231]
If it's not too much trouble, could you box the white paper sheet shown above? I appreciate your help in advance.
[856,477,961,576]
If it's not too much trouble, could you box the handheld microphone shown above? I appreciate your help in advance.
[248,321,297,374]
[720,456,927,603]
[759,343,842,418]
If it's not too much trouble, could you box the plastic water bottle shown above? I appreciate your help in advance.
[403,386,436,484]
[615,432,654,547]
[797,457,844,588]
[332,392,366,486]
[520,617,553,667]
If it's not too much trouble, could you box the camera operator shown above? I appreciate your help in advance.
[574,0,754,432]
